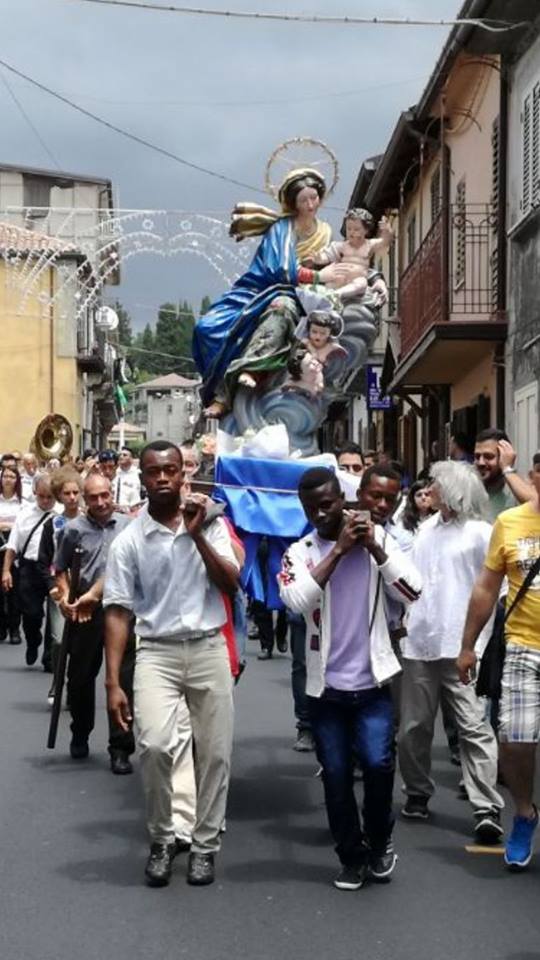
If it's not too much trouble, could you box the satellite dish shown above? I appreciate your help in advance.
[95,306,119,331]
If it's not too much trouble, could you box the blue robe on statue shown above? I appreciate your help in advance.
[193,217,300,404]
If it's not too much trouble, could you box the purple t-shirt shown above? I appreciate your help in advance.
[315,534,375,691]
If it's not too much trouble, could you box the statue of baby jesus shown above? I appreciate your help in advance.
[304,208,393,302]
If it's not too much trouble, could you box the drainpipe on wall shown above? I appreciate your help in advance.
[497,62,508,428]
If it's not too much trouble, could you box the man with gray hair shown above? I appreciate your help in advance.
[398,461,504,843]
[54,473,135,769]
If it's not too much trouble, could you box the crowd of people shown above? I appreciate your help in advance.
[1,426,540,893]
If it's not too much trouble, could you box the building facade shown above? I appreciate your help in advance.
[129,373,200,445]
[0,163,118,452]
[505,18,540,476]
[348,0,537,475]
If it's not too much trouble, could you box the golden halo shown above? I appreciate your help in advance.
[265,137,339,201]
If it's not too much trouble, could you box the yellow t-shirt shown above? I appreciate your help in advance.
[485,503,540,650]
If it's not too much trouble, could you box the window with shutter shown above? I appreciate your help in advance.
[532,83,540,207]
[388,238,397,314]
[521,81,540,215]
[454,178,466,289]
[522,93,531,213]
[407,213,417,266]
[491,117,499,212]
[491,117,500,309]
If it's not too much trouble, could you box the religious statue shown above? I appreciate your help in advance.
[192,139,388,454]
[306,207,393,305]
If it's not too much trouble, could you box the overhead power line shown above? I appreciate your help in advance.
[0,55,265,196]
[74,0,530,32]
[0,69,61,170]
[126,344,196,362]
[48,74,428,108]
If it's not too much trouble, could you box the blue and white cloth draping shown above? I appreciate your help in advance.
[214,455,328,609]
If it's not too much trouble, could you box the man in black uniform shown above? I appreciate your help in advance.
[54,473,135,771]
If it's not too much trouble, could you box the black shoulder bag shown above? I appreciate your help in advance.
[18,511,51,564]
[476,554,540,700]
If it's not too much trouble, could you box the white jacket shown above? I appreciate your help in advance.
[278,525,422,698]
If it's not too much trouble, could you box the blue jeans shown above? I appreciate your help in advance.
[288,612,310,731]
[308,686,395,866]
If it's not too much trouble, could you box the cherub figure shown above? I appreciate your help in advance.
[300,309,347,365]
[307,208,393,303]
[283,346,324,396]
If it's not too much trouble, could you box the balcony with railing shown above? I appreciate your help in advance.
[398,203,499,361]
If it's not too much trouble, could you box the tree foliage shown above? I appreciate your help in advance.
[108,300,133,348]
[126,298,207,381]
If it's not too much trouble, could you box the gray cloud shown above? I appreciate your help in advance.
[1,0,460,329]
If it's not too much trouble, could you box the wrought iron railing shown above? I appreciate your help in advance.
[398,203,498,361]
[399,214,443,359]
[448,203,498,315]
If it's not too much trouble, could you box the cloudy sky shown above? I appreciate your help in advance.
[1,0,461,333]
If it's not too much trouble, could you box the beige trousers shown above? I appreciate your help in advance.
[398,657,503,812]
[171,696,197,843]
[134,634,233,853]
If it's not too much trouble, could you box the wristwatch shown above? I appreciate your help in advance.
[502,466,516,476]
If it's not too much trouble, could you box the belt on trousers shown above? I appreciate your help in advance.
[139,629,220,645]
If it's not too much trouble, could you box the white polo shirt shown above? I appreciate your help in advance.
[7,502,53,561]
[103,505,239,639]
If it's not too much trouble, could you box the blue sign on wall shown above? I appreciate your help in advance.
[367,366,392,410]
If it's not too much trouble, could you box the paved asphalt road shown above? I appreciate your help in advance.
[1,639,539,960]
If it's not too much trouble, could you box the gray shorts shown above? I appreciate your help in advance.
[499,643,540,742]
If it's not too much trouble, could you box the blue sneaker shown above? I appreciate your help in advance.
[504,806,539,870]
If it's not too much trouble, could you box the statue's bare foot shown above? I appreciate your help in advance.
[204,400,227,418]
[238,373,257,389]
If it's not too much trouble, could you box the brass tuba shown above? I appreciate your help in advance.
[32,414,74,462]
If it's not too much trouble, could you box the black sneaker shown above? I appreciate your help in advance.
[293,729,315,752]
[25,645,38,666]
[334,863,368,891]
[69,736,89,760]
[474,808,504,845]
[187,852,215,886]
[109,750,133,775]
[145,842,176,887]
[369,840,398,882]
[401,796,430,820]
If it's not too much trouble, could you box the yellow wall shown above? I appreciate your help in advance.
[0,261,82,452]
[450,352,496,416]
